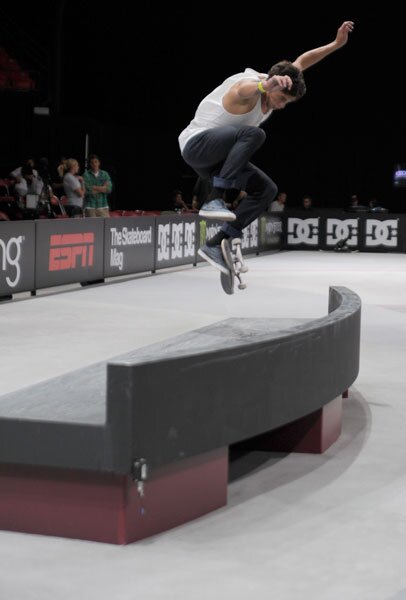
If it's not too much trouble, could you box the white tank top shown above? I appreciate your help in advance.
[178,68,273,153]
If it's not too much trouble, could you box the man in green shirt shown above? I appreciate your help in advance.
[83,154,112,217]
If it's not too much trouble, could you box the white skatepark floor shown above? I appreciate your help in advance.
[1,249,406,600]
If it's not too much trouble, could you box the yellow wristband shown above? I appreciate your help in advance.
[258,81,267,94]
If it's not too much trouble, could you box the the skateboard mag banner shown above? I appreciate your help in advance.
[104,217,155,277]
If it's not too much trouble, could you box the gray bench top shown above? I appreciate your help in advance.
[0,318,306,425]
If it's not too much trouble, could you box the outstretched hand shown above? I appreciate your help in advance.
[335,21,354,48]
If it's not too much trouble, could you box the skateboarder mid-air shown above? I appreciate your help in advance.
[178,21,354,279]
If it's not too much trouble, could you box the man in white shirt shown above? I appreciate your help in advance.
[10,158,43,199]
[179,22,354,273]
[269,192,287,213]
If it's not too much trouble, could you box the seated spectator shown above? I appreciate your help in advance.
[14,165,43,209]
[10,157,38,182]
[269,191,287,213]
[368,198,387,213]
[172,190,190,212]
[11,158,43,203]
[301,195,313,210]
[63,159,84,217]
[349,194,359,208]
[346,193,368,212]
[83,154,112,217]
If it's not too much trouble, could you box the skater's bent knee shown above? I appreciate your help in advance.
[240,127,266,145]
[251,128,266,144]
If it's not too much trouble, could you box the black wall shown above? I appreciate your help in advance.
[1,5,406,211]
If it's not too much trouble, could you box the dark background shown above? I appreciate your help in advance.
[1,4,405,211]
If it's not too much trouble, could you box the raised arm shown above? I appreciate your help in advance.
[292,21,354,72]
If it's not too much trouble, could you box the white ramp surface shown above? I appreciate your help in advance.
[1,250,406,600]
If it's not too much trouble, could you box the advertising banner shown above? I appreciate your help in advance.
[35,218,104,288]
[259,214,282,251]
[155,215,197,269]
[197,218,260,259]
[0,221,35,295]
[104,217,155,277]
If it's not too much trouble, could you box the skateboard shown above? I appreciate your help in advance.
[220,238,248,295]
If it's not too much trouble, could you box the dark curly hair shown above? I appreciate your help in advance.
[267,61,306,99]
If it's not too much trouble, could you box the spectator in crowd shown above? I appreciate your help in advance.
[349,194,359,208]
[368,198,387,213]
[301,195,313,210]
[14,164,43,208]
[53,156,67,196]
[269,191,287,212]
[11,158,43,201]
[83,155,112,217]
[63,158,84,217]
[346,193,368,212]
[10,157,37,181]
[172,189,190,212]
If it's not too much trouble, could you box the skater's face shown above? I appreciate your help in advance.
[267,90,295,110]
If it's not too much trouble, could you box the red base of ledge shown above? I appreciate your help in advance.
[260,396,342,454]
[0,397,343,543]
[0,448,228,544]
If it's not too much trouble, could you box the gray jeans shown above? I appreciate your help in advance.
[182,125,277,234]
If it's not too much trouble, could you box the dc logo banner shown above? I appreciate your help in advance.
[326,219,358,247]
[156,218,196,267]
[157,224,170,261]
[241,220,259,252]
[184,222,195,258]
[287,218,319,246]
[365,219,398,248]
[171,223,184,259]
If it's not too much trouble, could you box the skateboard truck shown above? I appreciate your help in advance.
[221,238,247,293]
[231,239,247,290]
[231,238,248,273]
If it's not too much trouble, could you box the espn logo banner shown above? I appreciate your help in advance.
[49,233,95,271]
[36,219,103,288]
